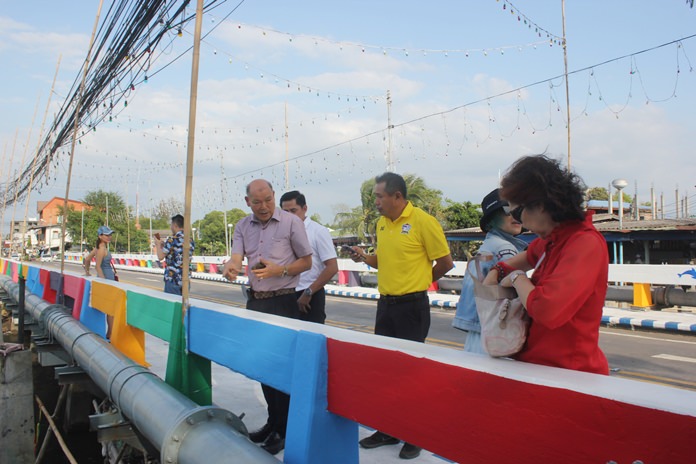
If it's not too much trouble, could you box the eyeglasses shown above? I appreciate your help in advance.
[506,205,525,222]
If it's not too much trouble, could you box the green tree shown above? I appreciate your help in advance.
[332,178,380,243]
[63,190,149,253]
[587,187,609,201]
[404,175,443,219]
[612,191,633,203]
[192,208,247,256]
[442,200,482,231]
[151,197,184,229]
[440,200,483,260]
[331,174,445,243]
[586,187,631,203]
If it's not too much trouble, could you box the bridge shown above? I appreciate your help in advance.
[1,256,695,463]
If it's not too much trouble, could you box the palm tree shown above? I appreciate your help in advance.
[403,174,444,220]
[332,174,444,244]
[333,178,380,244]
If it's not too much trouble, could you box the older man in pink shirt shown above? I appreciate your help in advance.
[222,179,312,455]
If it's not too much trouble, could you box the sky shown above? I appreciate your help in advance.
[1,0,696,230]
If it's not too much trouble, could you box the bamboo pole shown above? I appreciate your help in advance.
[285,102,289,189]
[22,55,62,257]
[561,0,572,170]
[59,0,104,274]
[35,394,78,464]
[181,0,205,319]
[386,89,393,171]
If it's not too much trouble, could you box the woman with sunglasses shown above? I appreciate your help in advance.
[453,188,526,353]
[483,155,609,375]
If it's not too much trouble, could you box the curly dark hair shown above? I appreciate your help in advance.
[499,154,586,223]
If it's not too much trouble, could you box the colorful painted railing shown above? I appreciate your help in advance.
[2,257,696,463]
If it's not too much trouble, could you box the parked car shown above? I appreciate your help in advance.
[40,250,53,262]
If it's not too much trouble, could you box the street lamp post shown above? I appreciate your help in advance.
[80,208,84,253]
[223,210,229,257]
[612,178,628,265]
[227,223,233,257]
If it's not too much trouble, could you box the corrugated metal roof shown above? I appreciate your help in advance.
[595,218,696,232]
[445,217,696,237]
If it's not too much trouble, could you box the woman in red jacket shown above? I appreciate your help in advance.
[483,155,609,375]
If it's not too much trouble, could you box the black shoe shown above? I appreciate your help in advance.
[359,431,400,449]
[248,422,273,443]
[399,443,422,460]
[261,431,285,455]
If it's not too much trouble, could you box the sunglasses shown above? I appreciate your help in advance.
[503,205,525,222]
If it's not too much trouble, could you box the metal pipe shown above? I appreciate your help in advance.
[606,285,696,307]
[415,278,696,309]
[0,276,276,464]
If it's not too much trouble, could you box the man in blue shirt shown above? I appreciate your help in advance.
[155,214,194,295]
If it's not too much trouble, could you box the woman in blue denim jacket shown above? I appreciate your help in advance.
[453,189,527,353]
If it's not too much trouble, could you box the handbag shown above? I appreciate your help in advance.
[111,261,119,282]
[467,255,529,357]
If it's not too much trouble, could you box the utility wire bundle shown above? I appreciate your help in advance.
[3,0,227,206]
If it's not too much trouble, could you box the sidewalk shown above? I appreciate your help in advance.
[325,284,696,334]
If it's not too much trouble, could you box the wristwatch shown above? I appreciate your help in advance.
[281,266,289,277]
[303,287,313,297]
[509,270,525,286]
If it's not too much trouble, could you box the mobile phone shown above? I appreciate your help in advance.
[341,245,357,255]
[251,262,266,270]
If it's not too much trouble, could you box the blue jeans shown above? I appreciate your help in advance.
[164,280,182,295]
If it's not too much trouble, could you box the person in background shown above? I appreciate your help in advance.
[452,188,526,354]
[94,226,116,281]
[94,225,116,338]
[349,172,453,460]
[221,179,312,455]
[155,214,194,295]
[482,154,609,375]
[280,190,338,324]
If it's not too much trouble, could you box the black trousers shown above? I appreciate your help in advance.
[375,292,430,343]
[295,288,326,324]
[372,292,430,445]
[247,292,299,437]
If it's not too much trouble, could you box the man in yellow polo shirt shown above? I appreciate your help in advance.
[350,172,454,460]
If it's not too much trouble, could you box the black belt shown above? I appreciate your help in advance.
[379,291,428,305]
[249,288,296,300]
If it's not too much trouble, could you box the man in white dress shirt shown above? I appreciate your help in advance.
[280,190,338,324]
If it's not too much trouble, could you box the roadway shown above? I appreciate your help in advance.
[56,262,696,392]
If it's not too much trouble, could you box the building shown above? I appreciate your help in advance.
[445,214,696,265]
[34,197,90,252]
[586,200,654,220]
